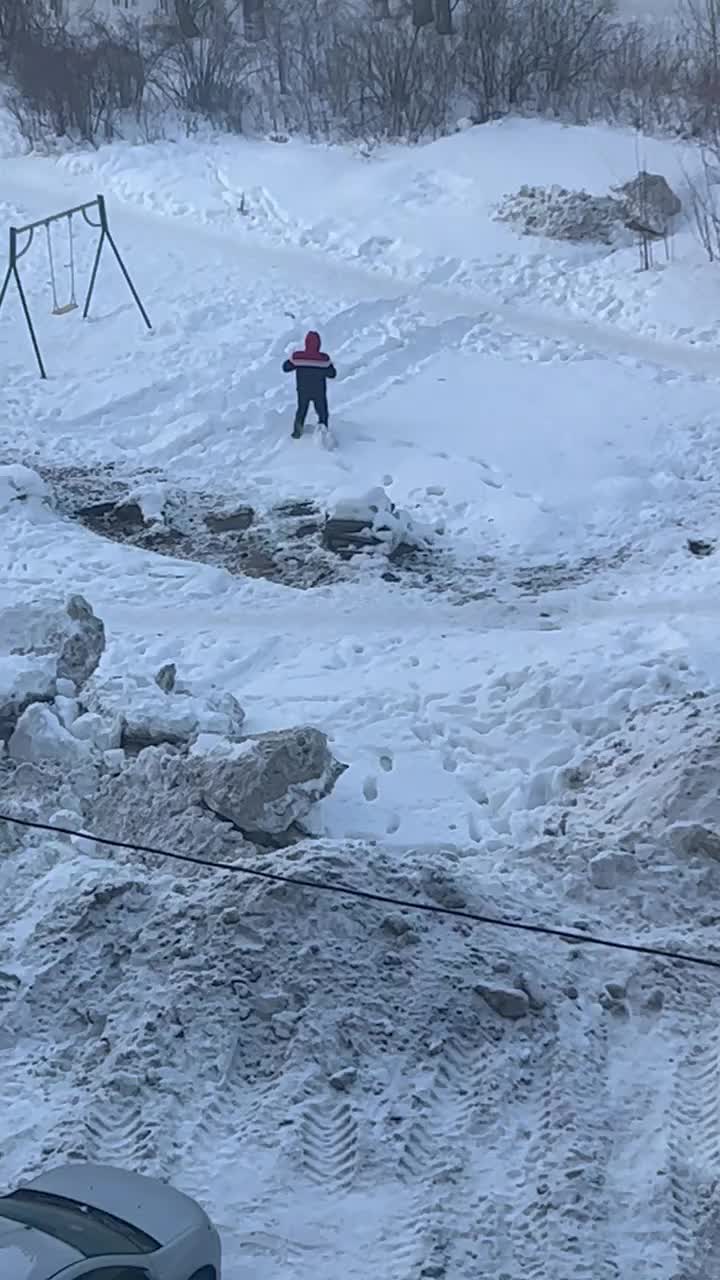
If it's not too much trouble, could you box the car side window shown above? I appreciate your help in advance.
[79,1268,151,1280]
[188,1270,217,1280]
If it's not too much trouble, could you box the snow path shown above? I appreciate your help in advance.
[5,159,720,388]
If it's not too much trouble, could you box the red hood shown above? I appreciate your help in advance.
[292,331,331,364]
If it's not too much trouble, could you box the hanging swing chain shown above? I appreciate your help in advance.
[66,212,76,307]
[44,220,60,312]
[45,214,77,313]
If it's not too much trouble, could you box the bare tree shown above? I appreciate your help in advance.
[684,144,720,260]
[458,0,533,118]
[0,0,46,69]
[681,0,720,132]
[243,0,266,40]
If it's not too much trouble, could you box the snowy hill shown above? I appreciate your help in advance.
[2,114,720,1280]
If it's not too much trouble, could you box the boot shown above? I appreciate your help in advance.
[291,419,304,439]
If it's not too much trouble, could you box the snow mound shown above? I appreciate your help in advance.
[495,184,625,244]
[196,726,348,837]
[550,691,716,842]
[1,595,105,694]
[326,486,430,555]
[9,703,92,768]
[0,655,58,742]
[0,465,49,514]
[0,600,347,852]
[84,670,245,749]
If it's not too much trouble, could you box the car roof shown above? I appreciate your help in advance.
[0,1215,83,1279]
[21,1164,210,1246]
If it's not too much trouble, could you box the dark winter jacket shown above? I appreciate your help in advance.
[283,331,337,399]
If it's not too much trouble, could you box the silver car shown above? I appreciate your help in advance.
[0,1163,221,1280]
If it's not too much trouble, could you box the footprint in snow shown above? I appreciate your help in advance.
[363,776,379,802]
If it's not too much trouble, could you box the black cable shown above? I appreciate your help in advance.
[2,811,720,973]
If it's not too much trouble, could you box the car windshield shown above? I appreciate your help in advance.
[0,1189,159,1258]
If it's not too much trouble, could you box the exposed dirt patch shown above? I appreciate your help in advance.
[19,459,630,605]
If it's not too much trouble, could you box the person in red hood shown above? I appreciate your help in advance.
[282,330,337,438]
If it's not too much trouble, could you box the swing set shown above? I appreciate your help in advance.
[0,193,151,379]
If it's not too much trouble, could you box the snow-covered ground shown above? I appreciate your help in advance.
[3,111,720,1280]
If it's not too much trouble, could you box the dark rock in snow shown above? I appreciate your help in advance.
[154,663,177,693]
[688,539,714,558]
[79,500,147,535]
[57,595,106,689]
[474,983,530,1020]
[203,508,254,533]
[329,1067,357,1092]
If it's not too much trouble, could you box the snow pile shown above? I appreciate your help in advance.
[0,656,57,743]
[0,465,50,515]
[494,184,626,244]
[325,487,431,556]
[84,667,246,749]
[0,820,700,1280]
[0,597,347,849]
[195,726,348,837]
[550,689,720,854]
[0,594,105,742]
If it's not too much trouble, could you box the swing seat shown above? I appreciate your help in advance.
[52,301,78,315]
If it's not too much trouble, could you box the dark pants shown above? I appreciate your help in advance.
[294,390,328,432]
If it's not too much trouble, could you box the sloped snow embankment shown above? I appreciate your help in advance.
[20,116,718,350]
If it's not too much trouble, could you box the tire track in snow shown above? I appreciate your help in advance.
[383,1035,486,1278]
[179,1023,318,1270]
[396,1033,487,1184]
[84,1092,173,1173]
[668,1018,720,1278]
[181,1023,273,1176]
[383,1027,537,1280]
[600,991,679,1280]
[300,1099,360,1191]
[511,1014,618,1280]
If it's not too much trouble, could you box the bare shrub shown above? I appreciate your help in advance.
[148,2,260,130]
[526,0,617,111]
[684,146,720,260]
[8,0,720,149]
[349,17,455,139]
[458,0,534,119]
[680,0,720,134]
[0,0,46,70]
[8,25,144,144]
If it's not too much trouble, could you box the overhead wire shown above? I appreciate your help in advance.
[2,812,719,973]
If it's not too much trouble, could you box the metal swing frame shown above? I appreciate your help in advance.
[0,193,152,379]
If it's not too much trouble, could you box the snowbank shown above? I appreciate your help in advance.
[0,465,49,514]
